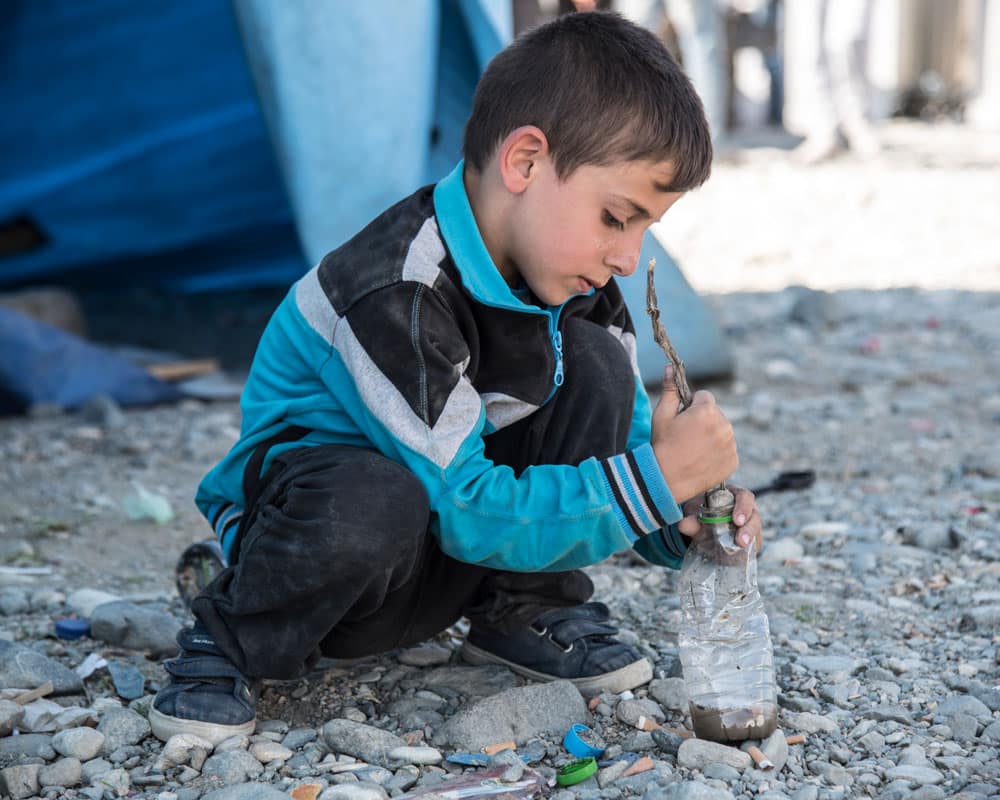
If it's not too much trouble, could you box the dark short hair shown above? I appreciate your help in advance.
[463,11,712,191]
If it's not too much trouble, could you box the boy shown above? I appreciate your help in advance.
[150,11,761,746]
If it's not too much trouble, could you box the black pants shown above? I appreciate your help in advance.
[192,318,636,679]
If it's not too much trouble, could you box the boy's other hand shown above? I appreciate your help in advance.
[676,488,762,550]
[651,366,738,504]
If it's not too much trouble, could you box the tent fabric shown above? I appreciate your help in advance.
[232,0,509,267]
[1,0,304,292]
[0,1,732,393]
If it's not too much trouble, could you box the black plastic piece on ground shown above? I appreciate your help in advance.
[751,470,816,497]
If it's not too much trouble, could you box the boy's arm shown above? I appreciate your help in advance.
[301,276,686,573]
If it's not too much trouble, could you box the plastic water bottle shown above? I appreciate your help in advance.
[678,487,778,742]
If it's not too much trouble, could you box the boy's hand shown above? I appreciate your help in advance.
[651,367,738,503]
[676,487,763,550]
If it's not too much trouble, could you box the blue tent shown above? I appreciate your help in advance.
[0,0,730,411]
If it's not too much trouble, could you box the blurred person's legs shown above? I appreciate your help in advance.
[616,0,729,143]
[824,0,878,157]
[796,0,877,162]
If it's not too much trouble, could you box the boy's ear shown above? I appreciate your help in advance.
[498,126,550,194]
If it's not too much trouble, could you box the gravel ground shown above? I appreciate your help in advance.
[0,120,998,800]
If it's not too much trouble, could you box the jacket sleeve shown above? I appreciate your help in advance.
[311,281,684,572]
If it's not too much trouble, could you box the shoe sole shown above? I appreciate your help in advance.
[149,706,256,746]
[461,642,653,696]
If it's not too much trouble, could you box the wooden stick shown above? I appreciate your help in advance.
[646,258,692,410]
[622,756,655,777]
[13,681,54,705]
[482,740,516,755]
[646,257,727,501]
[147,358,220,382]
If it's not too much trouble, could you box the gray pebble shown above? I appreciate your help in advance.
[884,765,944,785]
[38,757,81,788]
[89,601,181,657]
[0,764,40,800]
[649,677,689,712]
[202,749,265,784]
[53,727,105,761]
[677,739,752,771]
[200,782,293,800]
[97,707,150,753]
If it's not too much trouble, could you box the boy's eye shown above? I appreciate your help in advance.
[602,210,624,231]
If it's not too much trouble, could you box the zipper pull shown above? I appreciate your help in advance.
[553,330,564,387]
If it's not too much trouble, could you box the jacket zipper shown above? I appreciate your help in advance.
[548,311,565,390]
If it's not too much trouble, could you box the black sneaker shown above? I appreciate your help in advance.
[461,602,652,695]
[149,625,257,745]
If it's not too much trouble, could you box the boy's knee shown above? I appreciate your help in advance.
[561,318,635,394]
[250,446,430,562]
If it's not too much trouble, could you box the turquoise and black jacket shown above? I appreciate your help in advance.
[197,162,689,571]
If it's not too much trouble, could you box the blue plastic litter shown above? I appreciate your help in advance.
[446,752,533,767]
[54,618,90,640]
[107,660,145,700]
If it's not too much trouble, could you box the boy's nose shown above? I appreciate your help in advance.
[606,249,640,276]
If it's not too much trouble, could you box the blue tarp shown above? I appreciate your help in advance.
[1,0,302,291]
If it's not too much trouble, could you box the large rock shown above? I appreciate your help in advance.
[0,764,40,800]
[676,739,753,771]
[652,780,737,800]
[88,601,181,656]
[0,640,83,694]
[201,784,293,800]
[322,719,408,768]
[65,588,122,618]
[434,680,587,751]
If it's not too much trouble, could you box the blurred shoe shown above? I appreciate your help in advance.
[175,539,227,610]
[793,133,841,165]
[843,120,881,159]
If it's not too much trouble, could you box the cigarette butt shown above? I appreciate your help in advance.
[482,740,516,755]
[785,734,806,745]
[662,726,694,740]
[636,716,662,732]
[588,696,603,711]
[622,756,655,777]
[746,746,773,770]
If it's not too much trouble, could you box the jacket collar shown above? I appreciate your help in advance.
[433,161,545,313]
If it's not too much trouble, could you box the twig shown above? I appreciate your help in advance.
[646,258,692,410]
[646,258,728,499]
[13,681,54,705]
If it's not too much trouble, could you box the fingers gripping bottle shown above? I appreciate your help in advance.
[678,487,778,742]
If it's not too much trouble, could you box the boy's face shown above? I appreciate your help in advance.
[506,158,683,306]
